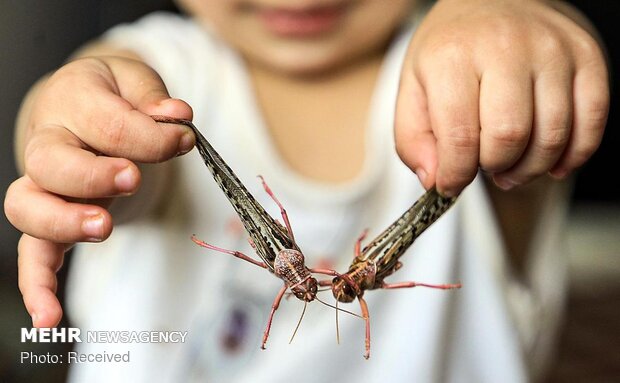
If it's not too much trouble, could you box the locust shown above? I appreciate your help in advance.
[323,187,462,359]
[151,115,354,349]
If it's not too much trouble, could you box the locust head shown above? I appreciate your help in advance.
[331,276,358,303]
[290,277,318,302]
[275,249,318,302]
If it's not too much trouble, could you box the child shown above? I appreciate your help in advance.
[4,0,608,382]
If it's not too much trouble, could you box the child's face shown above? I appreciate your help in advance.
[177,0,414,75]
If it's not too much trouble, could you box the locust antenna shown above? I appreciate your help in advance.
[289,301,307,344]
[315,296,363,318]
[336,300,340,344]
[315,297,364,345]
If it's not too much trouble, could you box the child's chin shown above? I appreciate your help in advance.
[251,48,355,78]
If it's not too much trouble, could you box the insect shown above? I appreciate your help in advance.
[151,115,353,349]
[323,187,462,359]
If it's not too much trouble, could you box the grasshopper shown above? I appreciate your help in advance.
[323,188,462,359]
[152,116,352,349]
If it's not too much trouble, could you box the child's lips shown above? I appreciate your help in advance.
[258,5,347,37]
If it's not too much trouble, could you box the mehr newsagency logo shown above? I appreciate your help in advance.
[21,327,188,343]
[19,327,188,364]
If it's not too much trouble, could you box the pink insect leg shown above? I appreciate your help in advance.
[354,229,369,258]
[261,284,288,349]
[358,295,371,360]
[381,281,462,290]
[258,175,296,241]
[191,235,267,269]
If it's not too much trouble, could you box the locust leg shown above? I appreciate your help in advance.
[191,235,267,269]
[354,229,369,258]
[357,295,371,360]
[309,268,342,277]
[311,268,361,296]
[258,175,295,241]
[381,281,462,290]
[261,284,288,349]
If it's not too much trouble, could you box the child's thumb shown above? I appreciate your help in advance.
[394,73,438,190]
[132,85,193,122]
[108,57,193,120]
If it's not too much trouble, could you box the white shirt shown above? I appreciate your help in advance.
[66,12,568,383]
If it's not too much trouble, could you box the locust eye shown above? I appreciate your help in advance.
[342,283,354,297]
[334,278,354,298]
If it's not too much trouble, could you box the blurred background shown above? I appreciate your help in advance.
[1,1,618,382]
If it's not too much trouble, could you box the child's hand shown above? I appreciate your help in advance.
[395,0,609,197]
[4,55,194,327]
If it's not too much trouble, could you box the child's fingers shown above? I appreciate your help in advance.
[4,176,113,243]
[62,93,194,163]
[394,73,437,189]
[424,56,480,197]
[25,127,141,198]
[17,234,67,328]
[550,44,609,177]
[478,67,533,174]
[39,58,195,163]
[105,57,193,118]
[494,62,573,187]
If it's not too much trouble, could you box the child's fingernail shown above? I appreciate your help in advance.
[549,168,568,179]
[494,176,517,191]
[177,131,195,155]
[114,166,137,193]
[82,213,104,241]
[439,188,457,198]
[31,312,38,327]
[416,168,428,185]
